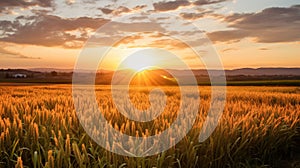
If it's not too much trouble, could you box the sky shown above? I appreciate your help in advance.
[0,0,299,70]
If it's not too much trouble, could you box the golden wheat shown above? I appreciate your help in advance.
[0,85,299,167]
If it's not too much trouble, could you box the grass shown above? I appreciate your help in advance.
[0,85,299,167]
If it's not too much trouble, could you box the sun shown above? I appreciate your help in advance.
[123,52,157,72]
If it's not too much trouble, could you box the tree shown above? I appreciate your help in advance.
[51,71,58,76]
[5,73,10,78]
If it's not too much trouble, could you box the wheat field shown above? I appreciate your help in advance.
[0,85,299,168]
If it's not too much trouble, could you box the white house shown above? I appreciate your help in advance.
[13,74,27,78]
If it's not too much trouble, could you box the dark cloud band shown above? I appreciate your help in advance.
[208,5,300,43]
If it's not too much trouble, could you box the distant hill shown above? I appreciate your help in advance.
[0,69,36,74]
[1,67,299,86]
[165,68,300,76]
[29,68,74,73]
[225,68,300,76]
[29,68,112,74]
[26,67,300,76]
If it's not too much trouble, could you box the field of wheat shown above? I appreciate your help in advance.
[0,85,299,168]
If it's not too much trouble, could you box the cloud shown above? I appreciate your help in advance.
[180,13,204,20]
[180,11,212,20]
[153,0,190,12]
[99,6,131,16]
[99,5,147,16]
[133,5,147,10]
[258,48,269,51]
[221,47,238,52]
[112,6,131,15]
[88,22,167,47]
[208,5,300,43]
[95,31,194,50]
[97,21,166,33]
[65,0,76,5]
[152,0,229,12]
[193,0,229,6]
[99,8,113,14]
[0,0,54,12]
[117,36,205,50]
[0,0,53,7]
[151,39,191,49]
[0,14,109,48]
[0,47,40,59]
[113,35,144,46]
[0,11,171,48]
[129,16,149,21]
[208,30,248,43]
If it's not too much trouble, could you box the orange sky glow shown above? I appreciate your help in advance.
[0,0,299,70]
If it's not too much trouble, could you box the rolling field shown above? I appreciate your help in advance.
[0,85,299,167]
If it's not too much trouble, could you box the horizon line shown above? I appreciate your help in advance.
[1,66,300,72]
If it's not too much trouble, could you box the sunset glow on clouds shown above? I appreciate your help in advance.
[0,0,299,69]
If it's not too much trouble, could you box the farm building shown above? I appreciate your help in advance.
[13,74,27,78]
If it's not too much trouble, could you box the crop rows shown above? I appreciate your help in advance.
[0,85,299,167]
